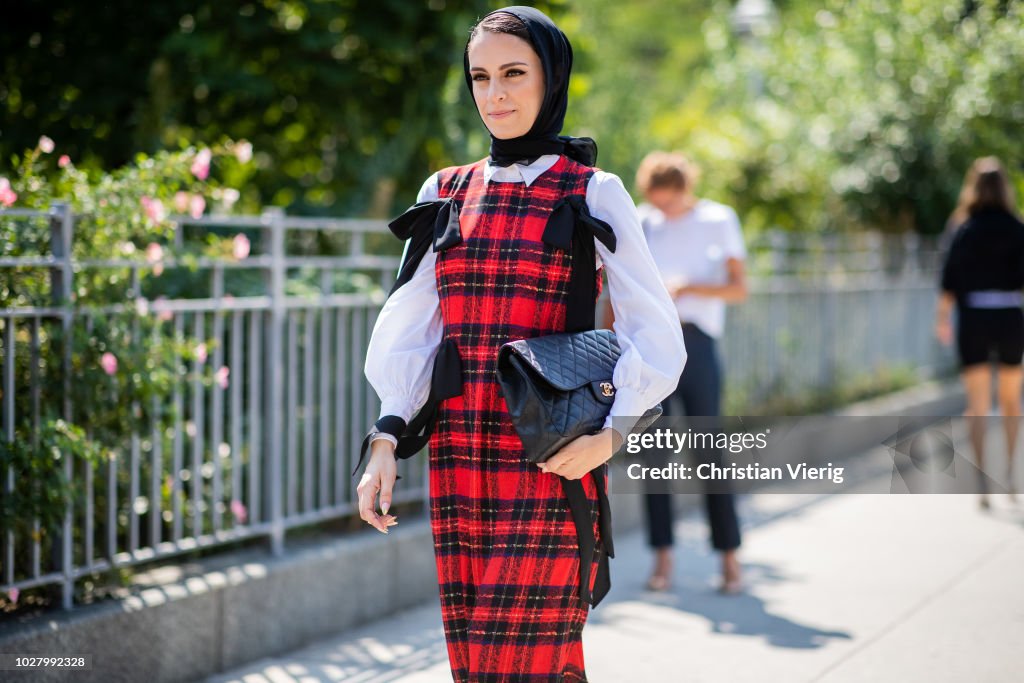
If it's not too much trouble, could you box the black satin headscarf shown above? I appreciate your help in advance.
[463,5,598,168]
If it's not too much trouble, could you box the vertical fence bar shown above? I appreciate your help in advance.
[51,201,75,609]
[334,308,348,506]
[3,314,15,587]
[230,310,242,527]
[106,443,116,565]
[29,318,41,579]
[129,432,140,553]
[350,307,365,503]
[83,314,94,570]
[172,315,185,542]
[265,208,285,555]
[318,307,330,509]
[247,311,262,525]
[286,311,297,517]
[129,269,141,554]
[150,321,163,548]
[211,266,224,533]
[191,312,205,538]
[303,308,314,513]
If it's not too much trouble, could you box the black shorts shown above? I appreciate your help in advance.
[956,307,1024,368]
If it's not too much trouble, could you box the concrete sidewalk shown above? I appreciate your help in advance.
[205,450,1024,682]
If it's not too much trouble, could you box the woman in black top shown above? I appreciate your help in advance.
[937,156,1024,508]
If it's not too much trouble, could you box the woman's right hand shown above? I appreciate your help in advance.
[356,440,400,533]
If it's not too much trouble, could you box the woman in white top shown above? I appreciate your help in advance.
[354,7,685,680]
[633,150,748,594]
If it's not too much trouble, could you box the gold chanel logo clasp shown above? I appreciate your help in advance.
[600,382,615,397]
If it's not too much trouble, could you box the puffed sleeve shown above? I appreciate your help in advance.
[364,172,443,445]
[586,171,687,436]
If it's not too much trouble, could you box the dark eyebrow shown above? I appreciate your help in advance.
[469,61,528,73]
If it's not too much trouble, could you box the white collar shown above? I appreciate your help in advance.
[482,154,560,187]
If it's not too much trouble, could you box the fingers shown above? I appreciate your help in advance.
[378,468,397,517]
[537,451,583,479]
[357,472,393,533]
[537,451,565,474]
[357,449,401,534]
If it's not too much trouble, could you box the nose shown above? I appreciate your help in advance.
[487,78,507,104]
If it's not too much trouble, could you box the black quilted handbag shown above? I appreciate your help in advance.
[497,328,662,463]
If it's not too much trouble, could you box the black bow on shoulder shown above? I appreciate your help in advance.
[542,194,617,253]
[387,197,463,295]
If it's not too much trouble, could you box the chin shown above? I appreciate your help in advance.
[487,122,529,140]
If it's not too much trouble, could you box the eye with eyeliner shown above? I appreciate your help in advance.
[472,69,526,81]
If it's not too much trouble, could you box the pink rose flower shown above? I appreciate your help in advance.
[145,242,164,276]
[145,242,163,263]
[189,194,206,219]
[191,148,212,181]
[234,141,253,164]
[232,233,250,260]
[174,191,190,213]
[38,136,54,153]
[100,352,118,375]
[215,366,230,389]
[58,154,71,168]
[0,178,16,207]
[6,587,18,605]
[196,343,208,364]
[155,296,173,322]
[230,499,248,524]
[140,196,166,224]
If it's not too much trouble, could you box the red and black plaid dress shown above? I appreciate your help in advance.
[426,154,604,682]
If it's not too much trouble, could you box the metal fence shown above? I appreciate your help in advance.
[0,204,422,609]
[0,204,954,609]
[720,274,954,410]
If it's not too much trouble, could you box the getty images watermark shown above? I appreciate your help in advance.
[608,415,1016,495]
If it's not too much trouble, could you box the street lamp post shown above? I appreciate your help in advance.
[731,0,777,38]
[730,0,777,97]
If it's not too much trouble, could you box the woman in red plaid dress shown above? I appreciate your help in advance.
[356,6,685,681]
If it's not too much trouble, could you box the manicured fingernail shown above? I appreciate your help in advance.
[381,503,390,515]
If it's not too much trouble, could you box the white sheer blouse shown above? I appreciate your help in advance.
[364,154,686,445]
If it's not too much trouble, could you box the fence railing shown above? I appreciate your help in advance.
[0,204,954,609]
[0,204,423,609]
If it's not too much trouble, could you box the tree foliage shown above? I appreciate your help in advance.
[2,0,498,216]
[572,0,1023,234]
[3,1,1020,230]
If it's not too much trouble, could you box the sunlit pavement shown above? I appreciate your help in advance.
[205,432,1024,683]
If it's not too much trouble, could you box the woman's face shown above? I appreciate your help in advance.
[467,31,545,140]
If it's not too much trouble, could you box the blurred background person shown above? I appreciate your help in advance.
[634,150,748,593]
[936,156,1024,510]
